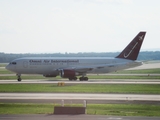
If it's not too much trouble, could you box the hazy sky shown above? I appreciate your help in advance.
[0,0,160,53]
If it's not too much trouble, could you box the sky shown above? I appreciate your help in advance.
[0,0,160,53]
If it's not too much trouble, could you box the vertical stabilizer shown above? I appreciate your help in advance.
[116,31,146,60]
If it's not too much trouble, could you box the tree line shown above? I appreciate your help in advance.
[0,51,160,63]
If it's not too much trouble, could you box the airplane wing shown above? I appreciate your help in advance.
[58,63,116,73]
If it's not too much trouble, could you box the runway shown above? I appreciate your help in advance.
[127,62,160,70]
[0,115,160,120]
[0,79,160,84]
[1,93,160,101]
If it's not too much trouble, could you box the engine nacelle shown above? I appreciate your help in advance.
[60,69,80,78]
[43,71,59,77]
[43,74,57,77]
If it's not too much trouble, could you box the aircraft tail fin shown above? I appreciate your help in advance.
[116,31,146,60]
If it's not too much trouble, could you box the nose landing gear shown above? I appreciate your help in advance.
[17,74,21,82]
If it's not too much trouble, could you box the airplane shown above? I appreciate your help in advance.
[6,31,146,82]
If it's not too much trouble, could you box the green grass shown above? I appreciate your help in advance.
[0,103,54,114]
[1,67,160,75]
[0,103,160,116]
[1,74,160,80]
[1,75,160,80]
[116,68,160,74]
[1,67,160,79]
[0,68,14,74]
[88,75,160,79]
[87,104,160,116]
[1,65,160,74]
[0,63,7,67]
[0,84,160,94]
[0,75,49,80]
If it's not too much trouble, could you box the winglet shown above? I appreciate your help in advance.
[116,31,146,60]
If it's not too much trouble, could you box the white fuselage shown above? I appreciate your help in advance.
[6,57,142,76]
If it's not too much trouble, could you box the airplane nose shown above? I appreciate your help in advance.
[5,64,10,70]
[5,64,13,71]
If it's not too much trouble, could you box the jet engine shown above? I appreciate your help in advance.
[43,74,57,77]
[60,69,80,78]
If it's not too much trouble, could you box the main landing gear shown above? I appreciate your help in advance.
[68,76,78,81]
[79,77,88,81]
[79,73,88,81]
[17,74,22,82]
[68,76,88,81]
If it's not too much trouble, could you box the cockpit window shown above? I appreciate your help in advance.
[10,62,17,65]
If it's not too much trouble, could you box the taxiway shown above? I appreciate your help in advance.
[0,93,160,101]
[0,115,160,120]
[0,79,160,84]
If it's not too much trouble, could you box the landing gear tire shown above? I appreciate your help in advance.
[18,78,21,82]
[79,77,88,81]
[69,77,77,81]
[17,74,21,82]
[84,77,88,81]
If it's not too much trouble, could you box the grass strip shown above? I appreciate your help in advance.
[87,104,160,116]
[1,75,160,80]
[0,103,160,116]
[0,84,160,94]
[1,68,160,80]
[0,75,48,80]
[0,63,7,67]
[0,68,13,74]
[1,68,160,74]
[115,68,160,74]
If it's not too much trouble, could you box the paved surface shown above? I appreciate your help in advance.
[1,79,160,84]
[2,99,160,104]
[127,62,160,70]
[0,93,160,101]
[0,115,160,120]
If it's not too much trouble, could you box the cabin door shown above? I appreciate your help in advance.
[23,61,28,68]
